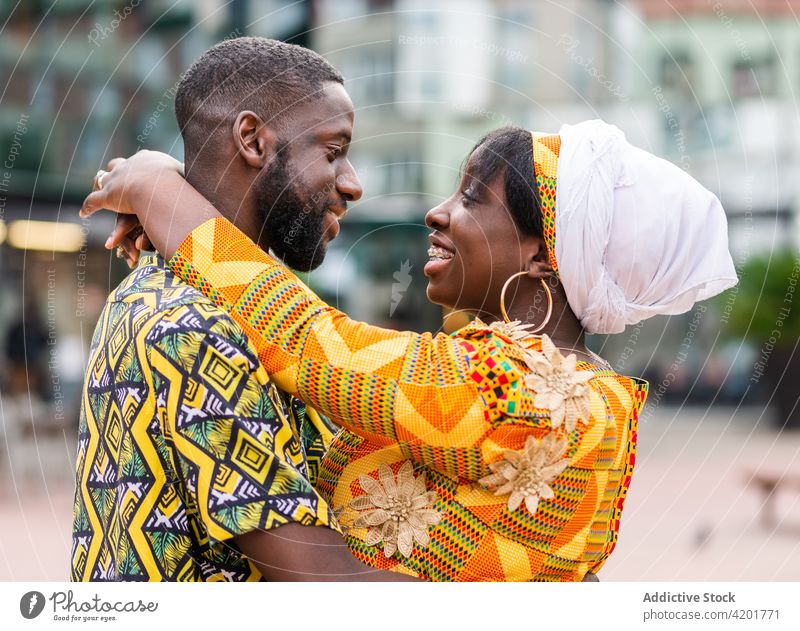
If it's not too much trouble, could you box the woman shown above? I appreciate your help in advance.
[82,120,737,580]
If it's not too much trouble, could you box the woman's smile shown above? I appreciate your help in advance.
[424,235,456,277]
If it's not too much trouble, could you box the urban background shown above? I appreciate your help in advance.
[0,0,798,580]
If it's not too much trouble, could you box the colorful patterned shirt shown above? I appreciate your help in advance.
[71,254,336,582]
[168,218,648,581]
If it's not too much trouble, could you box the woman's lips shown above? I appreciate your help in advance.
[424,257,451,276]
[424,244,455,276]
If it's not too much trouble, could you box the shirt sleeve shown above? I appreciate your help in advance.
[167,218,542,481]
[146,303,336,544]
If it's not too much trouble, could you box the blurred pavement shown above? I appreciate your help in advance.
[1,405,798,581]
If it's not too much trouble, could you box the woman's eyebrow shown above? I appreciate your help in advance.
[462,167,490,195]
[459,160,474,184]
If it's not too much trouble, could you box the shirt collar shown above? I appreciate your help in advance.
[136,251,165,269]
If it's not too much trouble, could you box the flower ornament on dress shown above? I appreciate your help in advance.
[348,461,441,558]
[523,334,595,432]
[488,319,537,344]
[479,433,570,514]
[330,505,355,534]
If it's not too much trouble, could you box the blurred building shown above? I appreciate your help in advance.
[601,0,800,396]
[310,0,619,330]
[632,0,800,253]
[1,0,798,421]
[2,0,797,581]
[311,0,800,395]
[0,0,261,437]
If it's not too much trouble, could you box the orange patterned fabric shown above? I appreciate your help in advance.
[169,217,648,581]
[532,132,561,275]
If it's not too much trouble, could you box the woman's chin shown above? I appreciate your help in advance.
[426,282,459,311]
[425,282,447,307]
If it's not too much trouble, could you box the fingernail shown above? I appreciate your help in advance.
[105,237,112,248]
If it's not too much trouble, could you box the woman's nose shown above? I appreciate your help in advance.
[425,199,450,229]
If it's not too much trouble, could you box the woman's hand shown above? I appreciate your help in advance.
[107,215,151,269]
[86,158,144,267]
[81,150,207,262]
[82,151,184,219]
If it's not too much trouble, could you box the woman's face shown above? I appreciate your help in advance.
[424,147,533,317]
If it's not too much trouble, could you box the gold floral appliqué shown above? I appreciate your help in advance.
[523,334,595,432]
[349,461,441,558]
[488,319,537,344]
[479,433,570,514]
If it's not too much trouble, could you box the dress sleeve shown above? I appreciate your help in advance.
[147,305,336,544]
[167,217,532,480]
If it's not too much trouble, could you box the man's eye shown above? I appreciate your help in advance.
[328,146,343,161]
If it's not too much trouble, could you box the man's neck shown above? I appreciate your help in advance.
[185,163,262,246]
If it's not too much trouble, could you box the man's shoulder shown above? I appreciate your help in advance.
[112,253,208,309]
[106,254,254,352]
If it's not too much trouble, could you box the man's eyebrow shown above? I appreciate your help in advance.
[315,127,351,143]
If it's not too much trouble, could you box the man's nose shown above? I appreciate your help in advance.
[337,160,363,202]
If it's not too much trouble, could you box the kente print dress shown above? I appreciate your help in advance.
[166,134,649,581]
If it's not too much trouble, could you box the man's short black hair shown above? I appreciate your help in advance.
[175,36,343,155]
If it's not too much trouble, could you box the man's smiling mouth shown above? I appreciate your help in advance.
[324,210,341,240]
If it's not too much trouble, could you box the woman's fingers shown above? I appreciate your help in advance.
[107,216,146,267]
[83,152,182,224]
[92,157,125,192]
[107,157,125,171]
[92,169,107,192]
[85,157,136,218]
[117,236,140,268]
[80,189,108,218]
[135,231,154,251]
[105,215,142,249]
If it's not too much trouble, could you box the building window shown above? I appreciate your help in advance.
[659,51,694,97]
[733,56,776,99]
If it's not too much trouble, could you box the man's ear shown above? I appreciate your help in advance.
[524,237,554,279]
[232,111,279,169]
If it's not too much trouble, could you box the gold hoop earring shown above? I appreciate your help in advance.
[499,271,553,333]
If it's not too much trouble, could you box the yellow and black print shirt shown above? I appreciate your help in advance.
[71,254,336,581]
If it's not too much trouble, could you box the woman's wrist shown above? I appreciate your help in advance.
[137,169,222,260]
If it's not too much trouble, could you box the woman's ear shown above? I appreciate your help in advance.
[525,238,554,279]
[233,111,278,169]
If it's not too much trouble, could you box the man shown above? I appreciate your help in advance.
[71,37,410,581]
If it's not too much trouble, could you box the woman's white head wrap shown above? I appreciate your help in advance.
[553,119,738,335]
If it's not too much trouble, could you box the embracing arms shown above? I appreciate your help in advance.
[83,153,533,481]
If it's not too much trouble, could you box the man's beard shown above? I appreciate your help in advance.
[253,151,331,272]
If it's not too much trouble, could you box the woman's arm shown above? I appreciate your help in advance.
[169,216,514,480]
[82,152,220,260]
[82,155,531,481]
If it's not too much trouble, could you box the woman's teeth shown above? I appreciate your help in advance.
[428,246,454,261]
